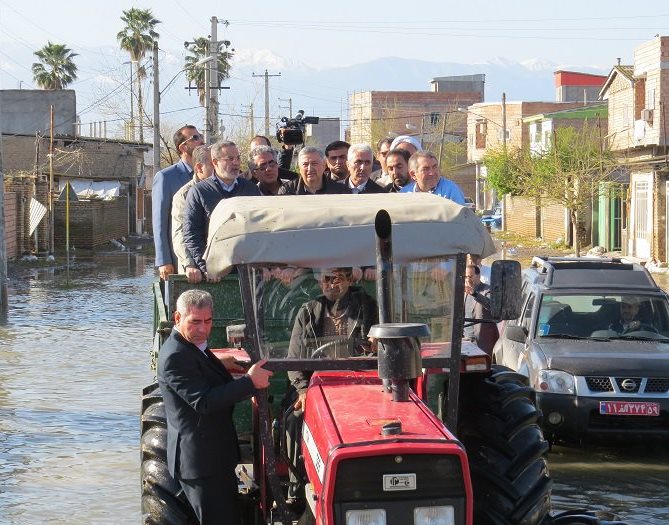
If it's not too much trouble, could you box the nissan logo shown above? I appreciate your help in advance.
[621,379,638,391]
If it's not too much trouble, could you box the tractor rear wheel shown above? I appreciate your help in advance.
[140,383,197,525]
[458,366,552,525]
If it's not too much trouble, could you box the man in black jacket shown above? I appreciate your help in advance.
[158,289,272,524]
[285,268,378,503]
[183,141,261,279]
[345,143,387,194]
[278,147,351,195]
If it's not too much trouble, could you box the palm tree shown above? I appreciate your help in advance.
[117,7,160,143]
[32,42,78,89]
[184,36,233,106]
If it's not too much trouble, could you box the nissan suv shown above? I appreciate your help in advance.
[493,256,669,443]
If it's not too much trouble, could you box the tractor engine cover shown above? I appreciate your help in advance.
[301,371,473,525]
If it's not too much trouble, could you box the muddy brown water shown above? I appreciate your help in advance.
[0,253,667,524]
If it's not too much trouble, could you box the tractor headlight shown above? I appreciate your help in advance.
[345,509,386,525]
[536,369,575,394]
[414,505,455,525]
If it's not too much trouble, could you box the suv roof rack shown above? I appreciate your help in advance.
[529,256,655,288]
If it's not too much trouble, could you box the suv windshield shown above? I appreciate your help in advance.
[246,256,458,360]
[536,293,669,340]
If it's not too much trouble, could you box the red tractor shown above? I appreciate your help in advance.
[141,194,625,525]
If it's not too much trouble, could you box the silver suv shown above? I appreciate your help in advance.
[493,256,669,443]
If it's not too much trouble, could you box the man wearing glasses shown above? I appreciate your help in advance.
[152,125,204,281]
[183,140,261,281]
[248,145,289,195]
[400,150,466,205]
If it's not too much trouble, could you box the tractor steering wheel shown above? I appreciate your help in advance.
[311,338,363,359]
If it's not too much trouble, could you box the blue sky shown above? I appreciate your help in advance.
[1,1,667,136]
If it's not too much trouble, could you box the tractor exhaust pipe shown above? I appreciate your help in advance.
[375,209,393,324]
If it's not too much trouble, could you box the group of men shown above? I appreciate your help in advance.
[153,124,472,524]
[152,124,467,283]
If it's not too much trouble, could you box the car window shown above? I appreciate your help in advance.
[536,293,669,339]
[521,294,535,331]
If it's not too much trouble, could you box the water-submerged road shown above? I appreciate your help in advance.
[0,254,667,524]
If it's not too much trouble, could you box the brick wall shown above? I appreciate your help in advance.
[3,191,17,259]
[505,195,539,237]
[541,203,568,243]
[54,197,128,249]
[4,176,49,254]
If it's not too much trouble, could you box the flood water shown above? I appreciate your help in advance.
[0,253,668,524]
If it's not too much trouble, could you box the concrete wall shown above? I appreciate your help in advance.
[0,89,76,136]
[306,118,341,149]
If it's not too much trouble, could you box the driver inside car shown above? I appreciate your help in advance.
[284,267,377,508]
[609,296,656,334]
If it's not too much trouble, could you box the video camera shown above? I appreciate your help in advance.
[276,110,319,146]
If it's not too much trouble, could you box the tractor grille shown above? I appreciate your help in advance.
[585,376,669,394]
[585,377,613,392]
[333,453,464,502]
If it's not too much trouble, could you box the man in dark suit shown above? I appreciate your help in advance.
[463,264,498,355]
[153,125,204,281]
[158,289,272,524]
[344,144,387,194]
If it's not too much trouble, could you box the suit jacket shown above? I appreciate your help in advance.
[158,330,256,479]
[346,178,387,194]
[171,175,200,272]
[183,177,261,273]
[278,176,352,195]
[463,283,499,355]
[153,160,193,268]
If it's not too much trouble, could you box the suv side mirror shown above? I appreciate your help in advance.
[489,260,522,320]
[505,325,528,343]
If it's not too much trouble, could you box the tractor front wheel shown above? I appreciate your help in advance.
[458,366,552,525]
[140,383,197,525]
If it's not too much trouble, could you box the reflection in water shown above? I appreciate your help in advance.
[550,443,669,524]
[0,254,154,525]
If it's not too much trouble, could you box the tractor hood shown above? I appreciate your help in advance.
[204,193,495,277]
[537,339,669,376]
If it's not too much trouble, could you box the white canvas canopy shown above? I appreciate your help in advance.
[204,193,495,278]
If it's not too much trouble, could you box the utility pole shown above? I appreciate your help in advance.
[501,92,507,232]
[0,134,8,319]
[278,97,292,118]
[49,105,54,255]
[241,103,255,137]
[253,69,281,136]
[152,41,160,179]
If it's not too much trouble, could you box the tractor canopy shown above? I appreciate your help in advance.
[203,193,495,278]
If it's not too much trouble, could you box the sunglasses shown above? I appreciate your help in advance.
[179,134,202,147]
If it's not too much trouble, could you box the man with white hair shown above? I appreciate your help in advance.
[345,144,387,194]
[278,147,351,195]
[400,150,466,204]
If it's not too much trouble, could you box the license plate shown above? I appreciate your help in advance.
[382,473,416,491]
[599,401,660,416]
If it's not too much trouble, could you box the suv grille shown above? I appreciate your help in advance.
[585,376,669,394]
[586,376,613,392]
[646,378,669,393]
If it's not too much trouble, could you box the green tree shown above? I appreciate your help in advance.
[484,122,617,255]
[117,7,160,143]
[184,35,234,107]
[32,42,78,89]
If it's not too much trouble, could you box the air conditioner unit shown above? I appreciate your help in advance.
[642,108,654,123]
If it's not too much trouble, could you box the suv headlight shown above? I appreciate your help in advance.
[415,505,455,525]
[536,369,575,394]
[346,509,386,525]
